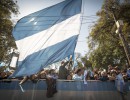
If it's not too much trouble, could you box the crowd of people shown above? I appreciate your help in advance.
[0,59,130,97]
[58,60,130,82]
[0,60,130,82]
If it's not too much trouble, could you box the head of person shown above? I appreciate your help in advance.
[75,68,82,76]
[128,65,130,69]
[128,67,130,71]
[67,72,73,80]
[61,61,65,66]
[101,71,107,77]
[30,74,38,80]
[48,69,55,75]
[108,65,112,70]
[81,67,85,74]
[94,74,99,80]
[45,70,49,75]
[0,72,7,78]
[40,71,46,79]
[115,67,121,75]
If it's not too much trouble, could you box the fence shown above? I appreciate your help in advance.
[0,80,130,100]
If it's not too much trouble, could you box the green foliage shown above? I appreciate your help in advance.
[76,56,92,69]
[77,61,83,68]
[81,57,92,68]
[88,0,130,68]
[0,0,18,62]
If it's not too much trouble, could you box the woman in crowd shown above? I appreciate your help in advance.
[72,68,83,81]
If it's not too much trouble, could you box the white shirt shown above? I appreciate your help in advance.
[116,73,124,83]
[72,74,83,81]
[46,74,58,79]
[84,70,88,84]
[115,73,125,92]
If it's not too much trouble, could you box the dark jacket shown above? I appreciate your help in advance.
[99,76,109,81]
[58,61,69,79]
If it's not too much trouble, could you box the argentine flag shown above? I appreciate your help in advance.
[11,0,82,77]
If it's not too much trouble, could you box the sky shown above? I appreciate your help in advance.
[12,0,104,56]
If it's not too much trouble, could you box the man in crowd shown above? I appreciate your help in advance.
[115,67,128,100]
[46,69,58,98]
[58,57,72,79]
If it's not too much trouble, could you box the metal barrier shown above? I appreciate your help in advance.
[0,79,130,100]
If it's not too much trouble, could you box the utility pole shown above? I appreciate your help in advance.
[112,11,130,66]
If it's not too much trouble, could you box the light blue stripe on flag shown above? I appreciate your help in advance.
[11,0,82,78]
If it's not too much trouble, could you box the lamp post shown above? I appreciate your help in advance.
[111,9,130,66]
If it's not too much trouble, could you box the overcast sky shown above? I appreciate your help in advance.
[12,0,104,56]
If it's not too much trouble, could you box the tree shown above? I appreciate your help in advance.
[81,57,92,68]
[88,0,130,68]
[0,0,18,62]
[75,54,92,68]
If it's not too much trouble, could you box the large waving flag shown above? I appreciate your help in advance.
[11,0,82,77]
